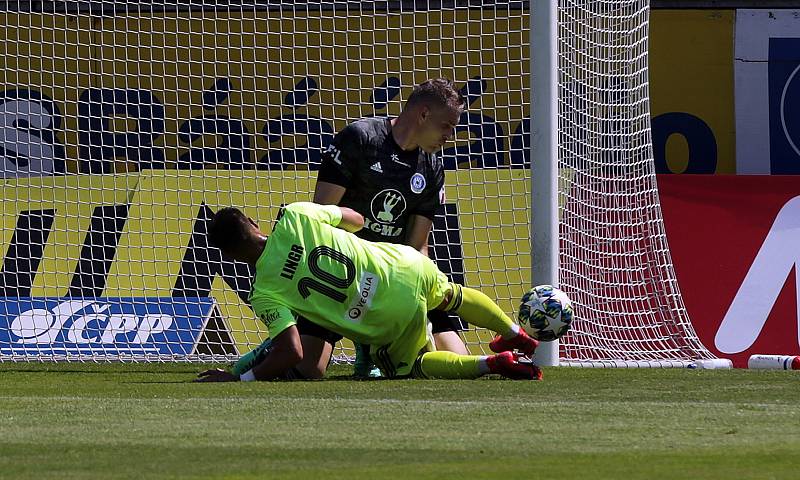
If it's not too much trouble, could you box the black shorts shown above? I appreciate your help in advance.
[428,309,466,334]
[295,315,344,345]
[296,311,464,344]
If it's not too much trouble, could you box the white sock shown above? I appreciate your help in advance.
[477,356,491,375]
[501,323,521,340]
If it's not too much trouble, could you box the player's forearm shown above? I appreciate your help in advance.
[405,215,433,254]
[250,348,303,380]
[313,181,346,205]
[338,207,364,233]
[246,327,303,380]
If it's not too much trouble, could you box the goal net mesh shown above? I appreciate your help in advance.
[556,1,714,366]
[0,0,713,365]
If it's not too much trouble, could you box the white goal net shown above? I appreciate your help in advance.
[0,0,714,366]
[555,1,715,366]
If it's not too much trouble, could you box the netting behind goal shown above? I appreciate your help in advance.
[0,1,528,361]
[0,1,714,365]
[555,1,714,366]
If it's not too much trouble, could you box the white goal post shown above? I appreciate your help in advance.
[0,0,720,367]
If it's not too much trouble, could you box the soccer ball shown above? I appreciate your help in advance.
[517,285,574,341]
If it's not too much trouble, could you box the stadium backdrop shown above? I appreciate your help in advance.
[0,9,756,357]
[0,10,736,176]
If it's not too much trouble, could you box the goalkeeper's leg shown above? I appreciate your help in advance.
[438,283,539,356]
[376,298,541,380]
[413,350,542,380]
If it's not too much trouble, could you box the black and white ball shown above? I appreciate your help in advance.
[517,285,574,341]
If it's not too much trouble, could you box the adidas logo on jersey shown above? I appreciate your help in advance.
[370,162,383,173]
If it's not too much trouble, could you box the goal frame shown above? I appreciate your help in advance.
[530,0,560,367]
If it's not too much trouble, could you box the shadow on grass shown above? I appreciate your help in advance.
[125,373,393,384]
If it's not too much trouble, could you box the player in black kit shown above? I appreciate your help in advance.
[309,78,470,377]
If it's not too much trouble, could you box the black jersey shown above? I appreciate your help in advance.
[318,117,445,244]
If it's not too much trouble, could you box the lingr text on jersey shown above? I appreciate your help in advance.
[280,244,304,280]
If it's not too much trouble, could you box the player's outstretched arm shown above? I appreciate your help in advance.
[195,326,303,382]
[313,181,346,205]
[338,207,364,233]
[246,326,303,380]
[404,214,433,256]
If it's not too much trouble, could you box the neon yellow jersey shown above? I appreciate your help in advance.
[249,202,425,346]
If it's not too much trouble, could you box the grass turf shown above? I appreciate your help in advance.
[0,363,797,480]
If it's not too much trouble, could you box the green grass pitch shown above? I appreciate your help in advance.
[0,363,797,480]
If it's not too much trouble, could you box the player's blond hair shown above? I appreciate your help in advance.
[406,78,466,112]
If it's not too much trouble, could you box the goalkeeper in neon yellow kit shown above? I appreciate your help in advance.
[196,202,542,382]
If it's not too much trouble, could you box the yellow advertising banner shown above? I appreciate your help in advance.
[1,14,93,175]
[650,10,735,174]
[0,174,138,297]
[0,170,531,351]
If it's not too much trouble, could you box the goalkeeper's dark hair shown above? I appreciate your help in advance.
[406,78,466,112]
[208,206,251,252]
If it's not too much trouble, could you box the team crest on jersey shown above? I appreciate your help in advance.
[370,189,407,224]
[410,173,426,194]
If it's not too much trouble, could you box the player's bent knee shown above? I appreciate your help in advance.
[297,364,327,379]
[433,331,469,355]
[436,283,463,312]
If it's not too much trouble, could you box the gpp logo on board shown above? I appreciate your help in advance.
[0,297,214,356]
[10,299,173,345]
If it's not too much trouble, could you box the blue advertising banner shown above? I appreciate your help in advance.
[768,37,800,174]
[0,297,214,356]
[736,10,800,174]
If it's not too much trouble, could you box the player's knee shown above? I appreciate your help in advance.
[297,364,327,379]
[435,290,452,311]
[284,346,304,367]
[436,283,463,312]
[434,331,469,355]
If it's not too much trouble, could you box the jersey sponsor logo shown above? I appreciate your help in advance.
[324,144,342,164]
[390,153,410,167]
[370,189,407,224]
[410,173,426,194]
[260,310,281,328]
[363,217,403,237]
[346,271,380,322]
[370,162,383,173]
[280,244,304,280]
